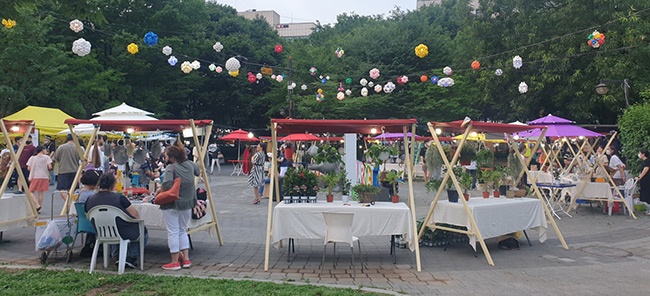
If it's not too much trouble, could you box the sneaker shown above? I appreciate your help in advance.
[162,262,181,271]
[181,260,191,268]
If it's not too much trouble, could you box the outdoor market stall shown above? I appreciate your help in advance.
[264,118,422,272]
[61,119,223,244]
[419,119,568,266]
[0,119,39,237]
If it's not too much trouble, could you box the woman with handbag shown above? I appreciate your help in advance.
[248,142,267,204]
[155,145,200,270]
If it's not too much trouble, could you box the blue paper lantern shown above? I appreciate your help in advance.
[430,76,439,84]
[321,78,327,84]
[144,31,158,46]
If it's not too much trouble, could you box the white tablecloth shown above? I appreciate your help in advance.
[562,181,613,204]
[272,201,415,251]
[131,202,217,237]
[431,197,547,250]
[0,193,34,232]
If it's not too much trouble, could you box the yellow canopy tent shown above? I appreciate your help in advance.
[452,133,506,143]
[3,106,74,136]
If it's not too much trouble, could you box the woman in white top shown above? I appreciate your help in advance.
[608,146,626,185]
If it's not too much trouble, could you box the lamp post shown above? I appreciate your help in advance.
[596,79,630,108]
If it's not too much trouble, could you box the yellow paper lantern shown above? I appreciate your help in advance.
[2,19,16,29]
[127,43,139,55]
[229,70,239,77]
[414,44,429,58]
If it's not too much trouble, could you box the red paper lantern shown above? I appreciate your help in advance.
[471,60,480,70]
[247,72,256,83]
[274,44,283,53]
[420,75,428,82]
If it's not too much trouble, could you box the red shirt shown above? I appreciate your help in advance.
[19,144,36,168]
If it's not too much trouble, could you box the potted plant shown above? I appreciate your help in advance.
[384,170,403,203]
[351,184,380,204]
[477,169,492,198]
[365,143,398,170]
[458,142,477,165]
[458,170,474,201]
[340,174,352,203]
[321,172,341,202]
[475,149,495,169]
[282,167,319,202]
[425,178,443,194]
[490,169,504,198]
[310,144,342,173]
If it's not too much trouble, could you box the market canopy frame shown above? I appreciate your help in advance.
[61,119,223,244]
[264,118,422,272]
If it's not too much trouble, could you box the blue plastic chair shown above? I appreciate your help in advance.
[72,202,96,249]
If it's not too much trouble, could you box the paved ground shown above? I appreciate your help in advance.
[2,164,650,295]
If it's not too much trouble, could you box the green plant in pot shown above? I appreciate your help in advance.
[458,170,474,201]
[320,172,341,202]
[282,167,319,199]
[458,142,477,165]
[310,144,342,173]
[352,184,380,204]
[425,178,443,194]
[365,143,398,170]
[477,169,492,197]
[475,149,495,169]
[384,170,403,203]
[490,169,504,197]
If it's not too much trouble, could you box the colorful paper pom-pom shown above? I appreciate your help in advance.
[215,66,223,73]
[310,67,317,75]
[213,42,223,52]
[162,46,172,56]
[288,82,296,90]
[369,68,380,80]
[443,66,453,76]
[400,76,409,84]
[338,83,344,92]
[190,60,200,70]
[430,76,439,84]
[383,82,396,93]
[518,82,528,94]
[181,61,193,74]
[337,92,345,100]
[587,30,605,48]
[209,64,217,71]
[345,77,352,85]
[256,73,263,80]
[69,19,83,33]
[144,32,158,46]
[335,47,345,58]
[229,70,239,77]
[72,38,92,57]
[360,78,368,86]
[471,60,480,70]
[495,69,503,76]
[168,56,178,66]
[2,19,16,29]
[415,44,429,58]
[438,77,455,87]
[361,87,368,97]
[301,84,308,91]
[276,75,284,82]
[368,82,374,88]
[345,89,352,96]
[420,75,428,83]
[225,57,241,72]
[321,78,327,84]
[513,55,523,69]
[374,85,382,93]
[275,44,283,53]
[127,43,139,55]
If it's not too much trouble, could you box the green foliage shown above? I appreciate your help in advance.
[459,141,477,163]
[365,143,398,168]
[351,183,380,203]
[320,171,342,195]
[313,144,342,164]
[282,167,319,196]
[475,149,495,168]
[425,178,443,193]
[384,169,403,195]
[451,166,473,193]
[619,103,650,174]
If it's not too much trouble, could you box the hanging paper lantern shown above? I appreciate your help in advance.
[383,82,396,93]
[420,75,428,82]
[162,46,172,56]
[317,88,323,94]
[321,78,327,84]
[338,83,344,92]
[345,77,352,85]
[144,31,158,46]
[345,89,352,96]
[225,57,241,72]
[374,85,383,93]
[229,70,239,77]
[337,92,345,100]
[361,87,368,97]
[335,47,345,58]
[215,66,223,73]
[438,77,455,87]
[401,76,409,84]
[495,69,503,76]
[587,30,606,48]
[325,76,330,80]
[288,82,296,89]
[274,44,283,53]
[69,19,83,33]
[518,82,528,94]
[316,93,324,102]
[301,84,308,91]
[430,76,439,84]
[247,72,256,83]
[471,60,480,70]
[275,75,283,82]
[181,61,193,74]
[271,74,276,79]
[213,41,223,52]
[443,66,453,76]
[369,68,380,79]
[360,78,368,86]
[167,56,178,66]
[368,81,374,88]
[309,66,317,75]
[414,44,429,58]
[319,75,323,79]
[127,43,139,55]
[72,38,92,57]
[209,64,217,71]
[2,19,16,29]
[190,60,200,70]
[513,55,523,69]
[397,76,404,85]
[256,73,263,80]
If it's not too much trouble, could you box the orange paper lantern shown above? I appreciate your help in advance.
[420,75,428,82]
[471,60,480,70]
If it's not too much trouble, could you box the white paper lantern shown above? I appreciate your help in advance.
[400,76,409,84]
[256,73,263,80]
[374,85,382,93]
[368,81,374,88]
[443,66,453,76]
[513,55,523,69]
[301,84,308,91]
[271,74,276,79]
[72,38,91,57]
[361,87,368,97]
[337,92,345,100]
[168,56,178,66]
[181,61,192,74]
[289,82,296,89]
[383,82,396,93]
[190,60,201,70]
[276,75,284,82]
[208,64,216,71]
[215,66,222,73]
[213,42,223,52]
[438,77,455,87]
[345,89,352,96]
[495,69,503,76]
[69,19,84,33]
[225,57,241,72]
[325,76,330,80]
[518,82,528,93]
[360,78,368,86]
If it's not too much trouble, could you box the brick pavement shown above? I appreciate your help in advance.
[1,164,650,295]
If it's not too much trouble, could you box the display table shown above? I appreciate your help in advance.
[272,201,415,251]
[0,193,34,232]
[229,160,244,176]
[536,183,576,219]
[562,181,615,214]
[431,197,547,250]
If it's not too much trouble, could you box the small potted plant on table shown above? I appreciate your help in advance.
[352,184,380,204]
[321,172,341,202]
[384,170,403,203]
[490,169,504,198]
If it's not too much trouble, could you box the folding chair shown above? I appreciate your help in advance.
[321,212,362,279]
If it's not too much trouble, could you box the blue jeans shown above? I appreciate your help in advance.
[49,171,55,185]
[110,228,148,259]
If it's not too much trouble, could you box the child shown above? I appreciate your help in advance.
[27,146,52,213]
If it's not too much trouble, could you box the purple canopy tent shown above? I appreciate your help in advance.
[373,132,424,141]
[516,114,602,139]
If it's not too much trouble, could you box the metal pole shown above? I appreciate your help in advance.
[623,78,630,108]
[288,56,293,118]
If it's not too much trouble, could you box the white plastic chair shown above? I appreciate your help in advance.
[617,179,637,216]
[87,205,145,274]
[321,212,362,279]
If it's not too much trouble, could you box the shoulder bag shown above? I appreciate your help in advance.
[154,165,181,205]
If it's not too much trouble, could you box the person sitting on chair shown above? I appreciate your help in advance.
[85,173,148,269]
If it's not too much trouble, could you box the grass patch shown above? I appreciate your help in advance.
[0,269,384,295]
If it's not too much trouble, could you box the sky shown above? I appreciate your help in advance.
[213,0,417,25]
